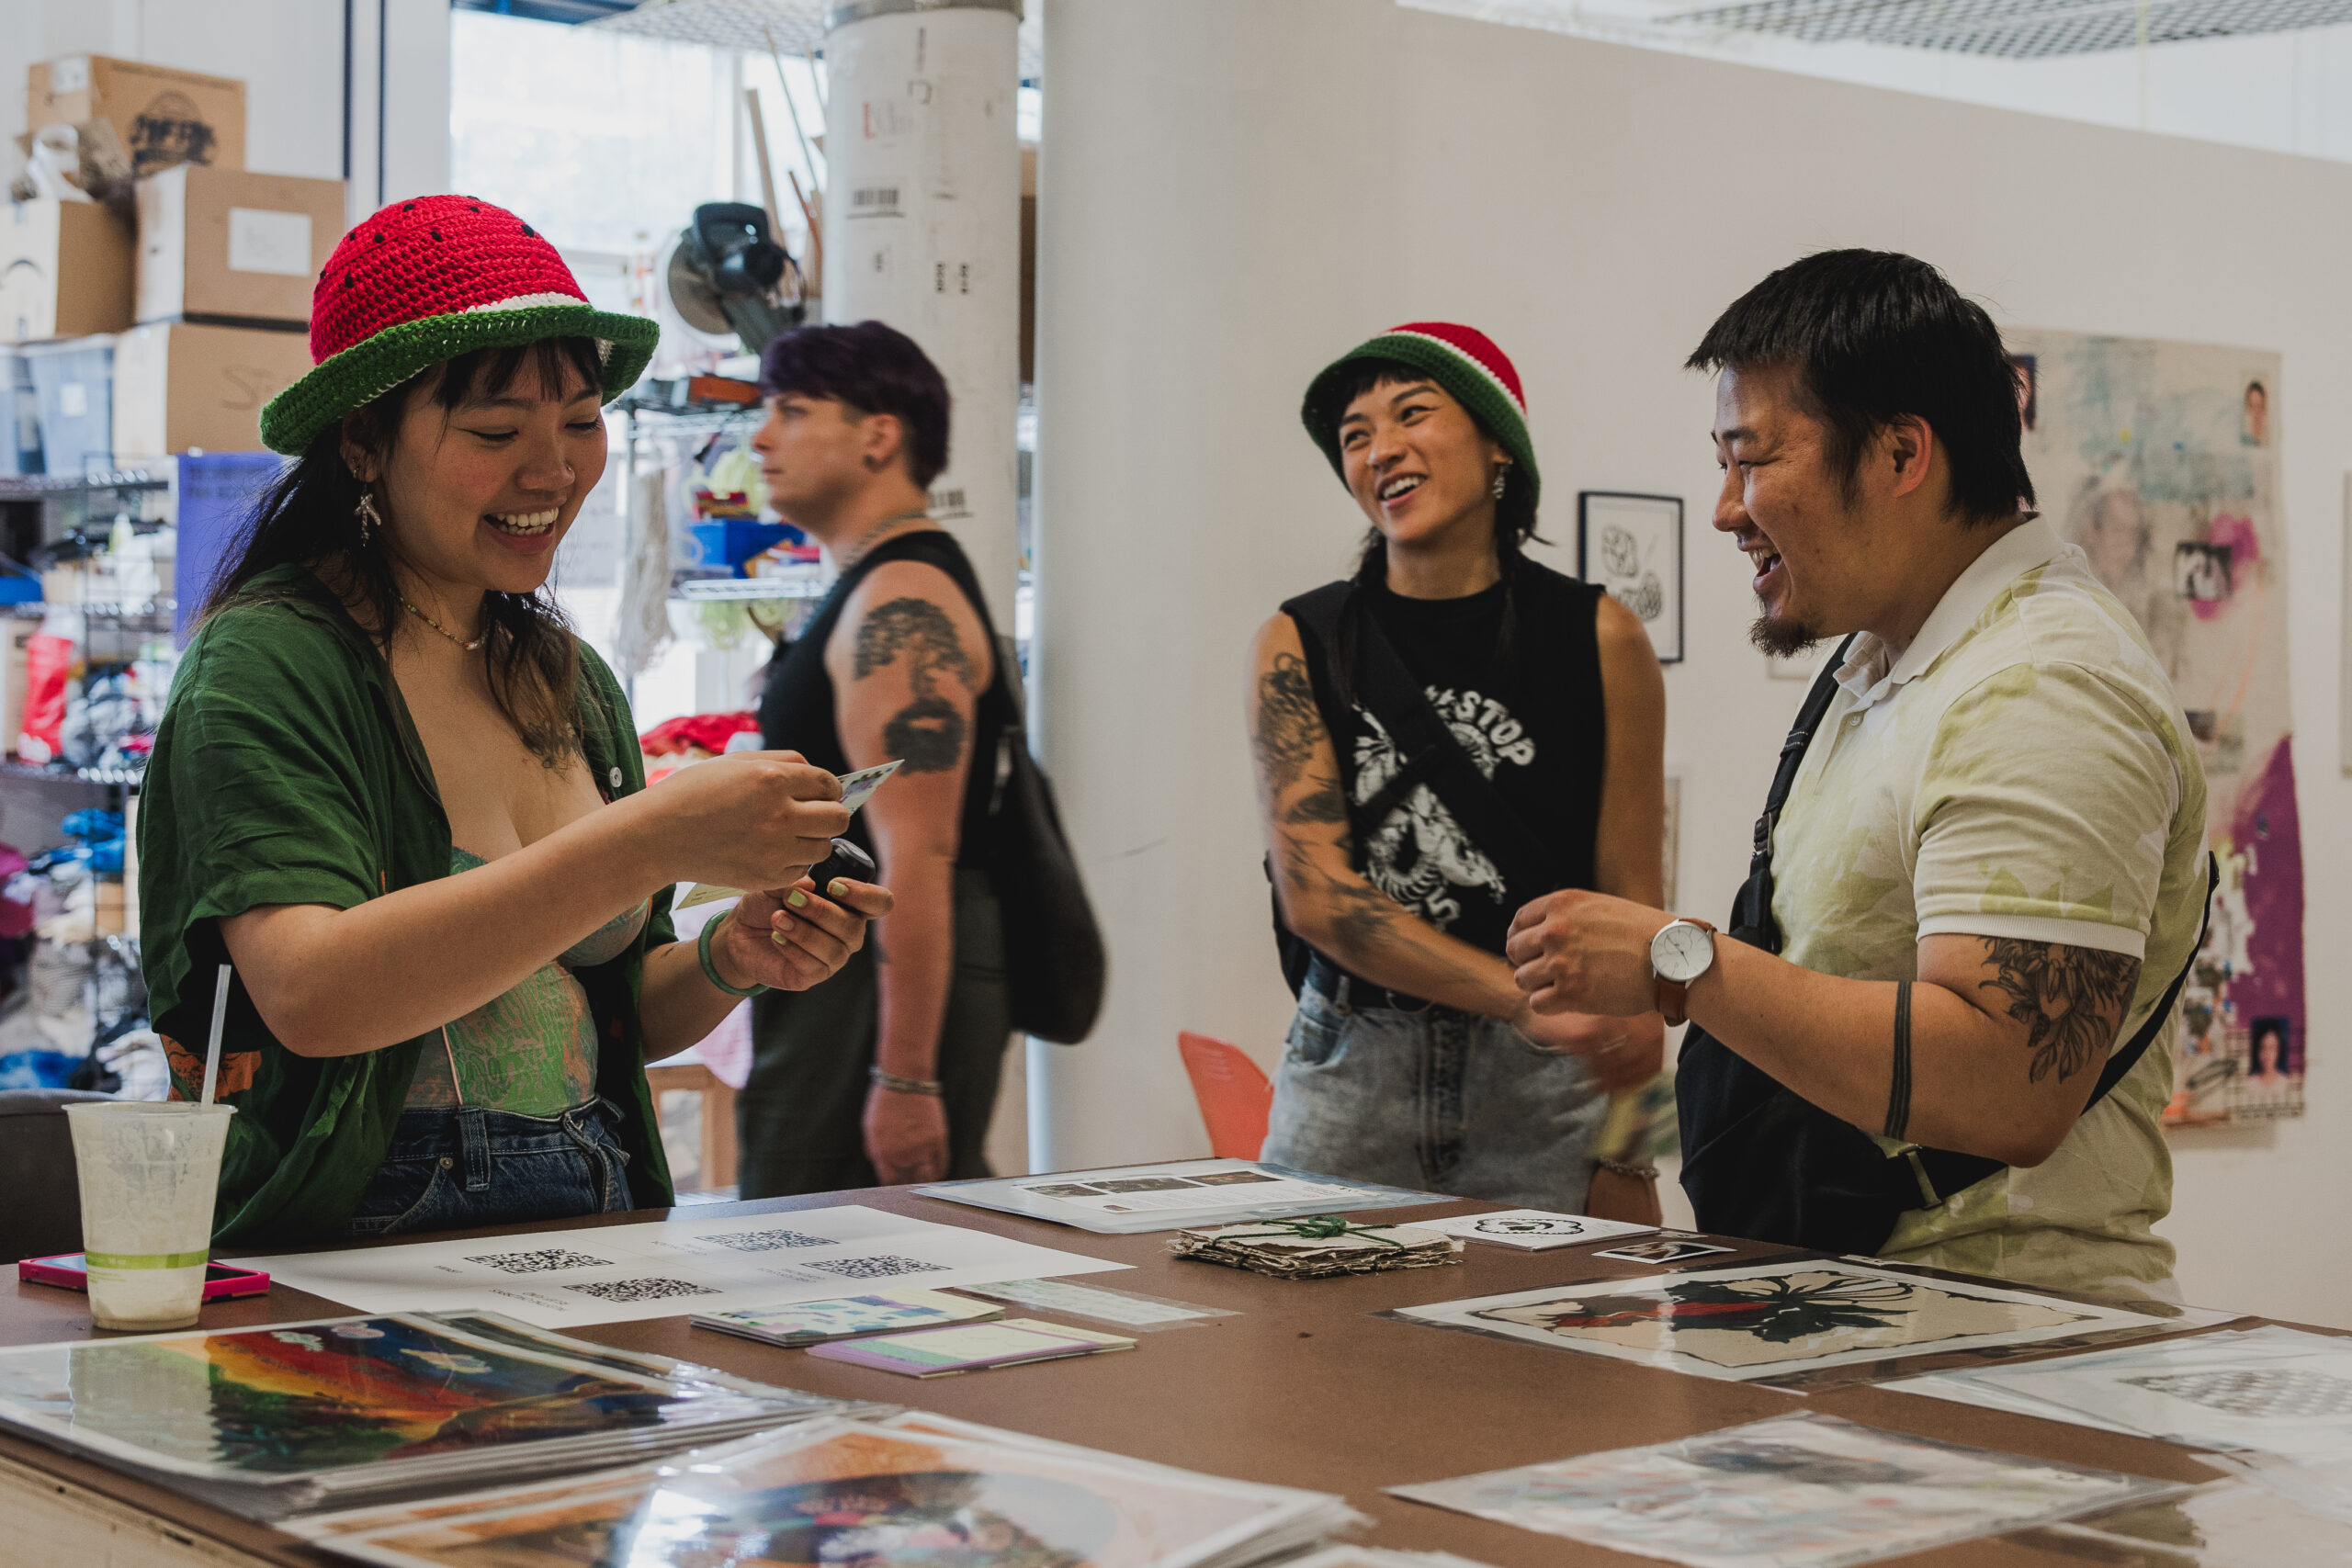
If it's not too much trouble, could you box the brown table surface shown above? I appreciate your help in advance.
[0,1183,2289,1567]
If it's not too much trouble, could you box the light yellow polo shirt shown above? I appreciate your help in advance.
[1771,518,2209,1304]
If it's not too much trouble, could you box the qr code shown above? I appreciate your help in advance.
[463,1248,613,1275]
[560,1277,719,1304]
[808,1255,946,1281]
[707,1227,831,1252]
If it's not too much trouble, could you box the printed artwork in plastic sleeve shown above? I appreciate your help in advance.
[1392,1259,2166,1382]
[2012,331,2304,1126]
[300,1417,1342,1568]
[1389,1411,2180,1568]
[0,1314,772,1483]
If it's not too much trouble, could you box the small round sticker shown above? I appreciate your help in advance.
[609,766,623,788]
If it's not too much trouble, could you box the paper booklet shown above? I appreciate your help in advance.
[689,1287,1002,1347]
[918,1157,1447,1235]
[222,1201,1127,1328]
[0,1311,882,1520]
[288,1413,1365,1568]
[1412,1208,1658,1250]
[807,1316,1136,1377]
[1883,1323,2352,1464]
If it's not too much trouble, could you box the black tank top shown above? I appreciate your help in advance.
[756,530,1007,870]
[1288,560,1606,957]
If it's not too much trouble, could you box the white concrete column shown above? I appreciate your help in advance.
[821,0,1023,625]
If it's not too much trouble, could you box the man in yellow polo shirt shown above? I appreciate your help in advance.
[1505,250,2208,1304]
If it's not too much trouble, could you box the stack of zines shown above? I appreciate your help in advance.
[287,1408,1367,1568]
[0,1311,888,1520]
[1172,1215,1461,1279]
[689,1287,1003,1347]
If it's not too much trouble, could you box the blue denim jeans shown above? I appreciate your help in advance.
[1261,986,1608,1211]
[346,1098,633,1238]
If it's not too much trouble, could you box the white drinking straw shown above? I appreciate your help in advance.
[199,964,231,1106]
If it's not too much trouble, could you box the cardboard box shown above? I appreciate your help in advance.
[27,54,244,176]
[112,321,311,457]
[135,165,343,327]
[0,199,134,342]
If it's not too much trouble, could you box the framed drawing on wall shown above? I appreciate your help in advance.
[1578,491,1683,663]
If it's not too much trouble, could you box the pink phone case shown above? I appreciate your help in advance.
[17,1254,271,1301]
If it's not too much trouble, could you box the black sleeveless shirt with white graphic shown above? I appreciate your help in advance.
[1289,561,1606,958]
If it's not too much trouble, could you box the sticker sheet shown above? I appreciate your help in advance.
[1390,1412,2178,1568]
[1391,1259,2168,1382]
[920,1159,1445,1234]
[224,1204,1126,1328]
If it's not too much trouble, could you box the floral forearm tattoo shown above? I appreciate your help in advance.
[1975,939,2143,1083]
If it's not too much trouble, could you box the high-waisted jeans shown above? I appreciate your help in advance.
[345,1097,633,1239]
[1261,984,1609,1212]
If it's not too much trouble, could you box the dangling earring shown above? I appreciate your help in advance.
[1491,464,1510,502]
[355,490,382,546]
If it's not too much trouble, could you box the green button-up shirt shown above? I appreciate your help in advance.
[139,565,674,1247]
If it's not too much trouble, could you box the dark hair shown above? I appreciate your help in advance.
[202,336,606,767]
[758,320,952,489]
[1686,249,2035,525]
[1318,357,1541,705]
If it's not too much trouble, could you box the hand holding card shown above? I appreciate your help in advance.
[679,761,902,911]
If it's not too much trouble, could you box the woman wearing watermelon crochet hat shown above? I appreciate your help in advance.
[137,197,891,1246]
[1250,321,1668,1222]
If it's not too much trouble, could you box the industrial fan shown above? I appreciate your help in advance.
[662,201,804,356]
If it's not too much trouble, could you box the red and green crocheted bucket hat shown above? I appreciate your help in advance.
[1300,321,1540,509]
[259,195,659,455]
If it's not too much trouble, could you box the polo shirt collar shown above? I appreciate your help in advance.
[1834,517,2065,708]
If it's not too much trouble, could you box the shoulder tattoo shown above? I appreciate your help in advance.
[854,596,979,773]
[1253,652,1323,795]
[1975,939,2143,1084]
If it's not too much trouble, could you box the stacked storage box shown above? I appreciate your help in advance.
[6,53,345,471]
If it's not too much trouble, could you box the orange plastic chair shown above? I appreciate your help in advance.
[1178,1032,1274,1160]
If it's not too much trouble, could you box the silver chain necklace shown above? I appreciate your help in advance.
[837,507,933,570]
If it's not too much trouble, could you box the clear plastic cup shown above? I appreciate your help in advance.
[63,1102,236,1331]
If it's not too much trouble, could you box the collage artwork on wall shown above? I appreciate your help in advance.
[2009,332,2305,1126]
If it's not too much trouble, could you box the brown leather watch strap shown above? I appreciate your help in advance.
[1653,917,1717,1029]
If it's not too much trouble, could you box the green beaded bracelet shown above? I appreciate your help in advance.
[697,908,770,998]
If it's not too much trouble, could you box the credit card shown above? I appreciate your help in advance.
[676,760,904,908]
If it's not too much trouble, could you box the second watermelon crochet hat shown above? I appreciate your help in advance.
[1300,321,1540,510]
[260,195,659,455]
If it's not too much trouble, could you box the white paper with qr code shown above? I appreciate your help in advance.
[221,1204,1126,1327]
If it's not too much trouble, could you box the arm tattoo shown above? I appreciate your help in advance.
[1285,774,1350,826]
[1975,939,2143,1084]
[854,597,978,774]
[1253,653,1323,795]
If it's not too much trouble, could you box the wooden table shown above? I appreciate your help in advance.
[0,1184,2282,1568]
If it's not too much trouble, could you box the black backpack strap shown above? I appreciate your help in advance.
[2086,851,2219,1109]
[1342,590,1571,896]
[1729,639,1856,946]
[1282,581,1568,895]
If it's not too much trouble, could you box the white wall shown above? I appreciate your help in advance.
[1,0,449,219]
[1034,0,2351,1329]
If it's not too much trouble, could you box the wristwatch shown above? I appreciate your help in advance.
[1650,917,1718,1027]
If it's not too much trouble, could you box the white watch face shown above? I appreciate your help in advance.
[1652,920,1715,985]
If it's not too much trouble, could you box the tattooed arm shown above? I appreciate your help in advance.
[1247,614,1640,1070]
[1506,885,2145,1164]
[828,560,994,1182]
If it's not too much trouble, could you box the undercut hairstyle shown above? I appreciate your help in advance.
[759,319,953,488]
[205,335,606,768]
[1686,249,2036,525]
